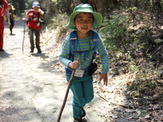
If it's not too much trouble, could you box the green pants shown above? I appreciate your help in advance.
[66,73,94,118]
[28,27,41,52]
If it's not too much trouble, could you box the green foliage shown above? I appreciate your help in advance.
[99,6,162,74]
[48,14,67,29]
[100,14,129,53]
[128,64,139,73]
[100,8,149,59]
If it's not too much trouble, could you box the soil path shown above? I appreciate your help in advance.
[0,21,99,122]
[1,20,161,122]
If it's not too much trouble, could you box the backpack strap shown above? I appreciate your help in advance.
[69,30,99,61]
[92,30,99,49]
[66,30,100,74]
[28,9,41,22]
[69,31,78,61]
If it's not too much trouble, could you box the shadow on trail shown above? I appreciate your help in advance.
[111,74,163,122]
[31,53,48,59]
[30,52,62,75]
[9,34,16,36]
[0,52,12,59]
[0,87,43,121]
[125,77,162,121]
[0,74,61,121]
[38,59,61,74]
[0,105,44,121]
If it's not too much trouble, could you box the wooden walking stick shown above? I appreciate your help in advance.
[22,20,26,54]
[57,68,77,122]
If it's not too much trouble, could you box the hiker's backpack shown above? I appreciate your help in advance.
[66,30,100,75]
[69,30,100,61]
[26,9,42,24]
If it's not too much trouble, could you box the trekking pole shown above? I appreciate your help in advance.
[22,19,26,54]
[57,68,77,122]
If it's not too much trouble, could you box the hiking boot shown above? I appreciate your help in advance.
[73,108,86,122]
[0,48,5,52]
[30,48,34,53]
[30,50,34,53]
[74,117,88,122]
[82,118,88,122]
[37,50,42,54]
[74,117,82,122]
[37,49,42,54]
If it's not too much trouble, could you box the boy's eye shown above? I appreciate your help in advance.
[87,19,92,22]
[78,19,83,22]
[77,19,93,23]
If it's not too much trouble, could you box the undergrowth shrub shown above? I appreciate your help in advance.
[99,7,158,74]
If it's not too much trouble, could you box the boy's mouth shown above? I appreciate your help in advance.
[81,26,88,30]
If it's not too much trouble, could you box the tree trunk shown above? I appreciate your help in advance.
[96,0,108,14]
[134,0,138,7]
[12,0,15,6]
[18,0,25,12]
[80,0,97,11]
[113,0,121,6]
[151,0,162,20]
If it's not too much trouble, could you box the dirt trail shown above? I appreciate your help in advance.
[0,21,100,122]
[2,20,159,122]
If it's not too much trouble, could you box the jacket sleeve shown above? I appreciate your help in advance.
[59,35,72,68]
[97,35,109,73]
[26,9,32,18]
[3,0,8,9]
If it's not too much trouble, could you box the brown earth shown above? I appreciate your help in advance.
[0,20,99,122]
[0,20,162,122]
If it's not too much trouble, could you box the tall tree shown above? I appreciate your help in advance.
[18,0,25,11]
[80,0,97,11]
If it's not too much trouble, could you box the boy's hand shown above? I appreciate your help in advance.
[22,18,26,21]
[68,60,80,69]
[99,73,108,86]
[8,21,11,27]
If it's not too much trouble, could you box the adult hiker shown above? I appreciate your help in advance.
[59,4,109,122]
[8,3,15,35]
[0,0,10,52]
[26,1,44,54]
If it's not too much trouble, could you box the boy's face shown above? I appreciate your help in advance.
[74,13,93,34]
[33,6,39,12]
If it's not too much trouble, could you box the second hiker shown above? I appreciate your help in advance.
[26,1,44,53]
[8,3,15,35]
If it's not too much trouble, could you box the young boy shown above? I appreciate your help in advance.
[26,1,44,53]
[59,4,109,122]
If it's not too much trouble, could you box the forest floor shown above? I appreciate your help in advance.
[0,20,162,122]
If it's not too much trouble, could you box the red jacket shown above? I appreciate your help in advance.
[26,9,43,30]
[0,0,8,17]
